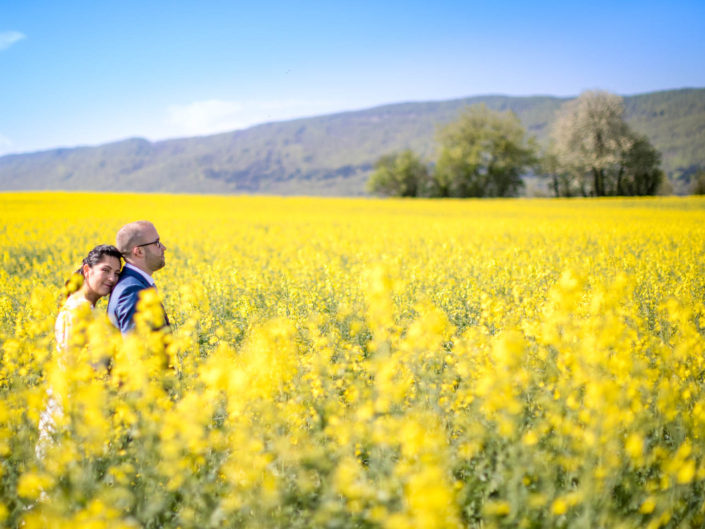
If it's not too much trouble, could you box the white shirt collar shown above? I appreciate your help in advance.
[125,262,155,286]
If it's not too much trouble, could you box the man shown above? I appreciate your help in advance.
[108,220,169,334]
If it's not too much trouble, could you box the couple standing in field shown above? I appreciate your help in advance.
[54,220,170,353]
[38,221,169,461]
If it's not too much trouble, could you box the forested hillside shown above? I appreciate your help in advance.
[0,89,702,195]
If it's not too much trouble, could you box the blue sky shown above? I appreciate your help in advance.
[1,0,703,155]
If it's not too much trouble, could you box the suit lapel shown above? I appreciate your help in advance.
[121,266,170,327]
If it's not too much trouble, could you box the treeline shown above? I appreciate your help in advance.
[368,90,705,198]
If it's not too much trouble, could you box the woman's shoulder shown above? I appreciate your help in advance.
[55,293,92,353]
[61,293,91,312]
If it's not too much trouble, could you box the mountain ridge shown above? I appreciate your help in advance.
[1,88,703,195]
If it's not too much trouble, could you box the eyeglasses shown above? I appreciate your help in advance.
[134,237,163,249]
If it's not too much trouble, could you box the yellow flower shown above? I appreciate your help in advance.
[551,498,568,515]
[625,432,643,461]
[484,500,511,517]
[17,472,52,500]
[676,460,696,484]
[522,430,539,446]
[640,496,657,514]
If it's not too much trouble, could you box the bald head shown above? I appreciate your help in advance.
[116,221,155,255]
[116,221,166,274]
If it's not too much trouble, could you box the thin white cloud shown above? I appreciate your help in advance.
[0,133,15,156]
[166,98,341,137]
[0,31,26,51]
[166,100,246,136]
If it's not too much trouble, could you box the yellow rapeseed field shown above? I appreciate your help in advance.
[1,192,704,529]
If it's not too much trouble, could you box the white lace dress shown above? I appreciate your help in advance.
[54,293,92,356]
[36,293,93,459]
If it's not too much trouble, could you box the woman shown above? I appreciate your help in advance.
[37,244,122,461]
[55,244,123,353]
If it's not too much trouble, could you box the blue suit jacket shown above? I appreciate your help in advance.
[108,266,168,334]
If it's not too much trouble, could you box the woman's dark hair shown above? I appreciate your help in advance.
[75,244,123,276]
[65,244,122,298]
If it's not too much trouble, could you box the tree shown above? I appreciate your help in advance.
[433,105,536,198]
[537,142,577,197]
[617,134,663,195]
[366,150,431,197]
[549,90,662,196]
[690,168,705,195]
